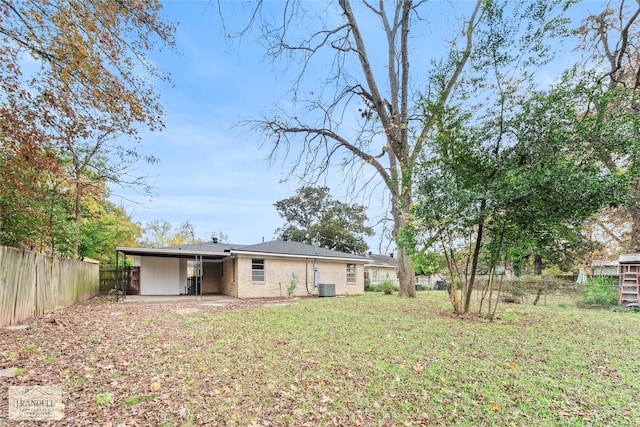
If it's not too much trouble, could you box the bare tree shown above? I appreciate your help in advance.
[218,0,565,297]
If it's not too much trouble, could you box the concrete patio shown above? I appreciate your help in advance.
[118,294,241,305]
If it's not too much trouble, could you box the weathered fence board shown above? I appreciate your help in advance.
[99,266,140,294]
[0,246,99,327]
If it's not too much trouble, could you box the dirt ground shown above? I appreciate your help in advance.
[0,294,297,426]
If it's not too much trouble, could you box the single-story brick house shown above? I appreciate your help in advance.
[116,237,368,298]
[364,253,399,288]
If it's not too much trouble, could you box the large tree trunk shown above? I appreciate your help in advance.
[533,254,543,275]
[73,172,82,261]
[464,220,484,313]
[393,182,416,298]
[397,247,416,297]
[533,254,543,305]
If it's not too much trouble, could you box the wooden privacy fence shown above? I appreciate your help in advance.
[99,266,140,294]
[0,246,99,328]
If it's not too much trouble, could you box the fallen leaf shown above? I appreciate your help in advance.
[178,407,187,418]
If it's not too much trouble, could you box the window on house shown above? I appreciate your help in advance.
[347,263,356,283]
[371,269,378,283]
[252,258,265,282]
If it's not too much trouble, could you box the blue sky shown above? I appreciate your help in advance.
[111,1,604,249]
[114,1,305,246]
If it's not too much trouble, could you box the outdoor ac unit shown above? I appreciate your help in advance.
[317,283,336,298]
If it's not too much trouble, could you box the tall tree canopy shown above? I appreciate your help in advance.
[0,0,176,258]
[274,186,373,254]
[220,0,568,296]
[577,0,640,252]
[411,72,638,314]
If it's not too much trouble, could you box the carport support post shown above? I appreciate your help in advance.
[196,254,203,301]
[115,250,127,302]
[115,251,119,302]
[123,253,128,298]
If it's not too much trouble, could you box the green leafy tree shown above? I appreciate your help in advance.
[412,74,636,314]
[0,0,176,258]
[410,251,445,277]
[274,187,373,254]
[577,1,640,252]
[79,202,142,264]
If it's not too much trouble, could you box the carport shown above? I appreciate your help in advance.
[115,244,235,300]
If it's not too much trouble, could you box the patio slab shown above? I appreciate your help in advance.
[118,295,240,305]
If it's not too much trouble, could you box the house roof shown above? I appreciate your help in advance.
[233,239,369,262]
[116,241,239,259]
[619,253,640,264]
[164,241,241,252]
[591,258,619,267]
[117,239,369,262]
[366,253,397,268]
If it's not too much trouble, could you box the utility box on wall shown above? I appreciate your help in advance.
[317,283,336,297]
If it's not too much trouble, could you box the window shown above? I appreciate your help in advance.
[371,269,378,283]
[347,263,356,283]
[251,258,265,282]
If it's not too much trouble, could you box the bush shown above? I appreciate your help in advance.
[576,277,619,308]
[365,280,399,294]
[381,279,398,295]
[501,286,527,304]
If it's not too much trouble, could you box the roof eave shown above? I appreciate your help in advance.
[230,249,367,263]
[116,246,230,257]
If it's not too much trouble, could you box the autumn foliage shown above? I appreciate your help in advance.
[0,0,175,258]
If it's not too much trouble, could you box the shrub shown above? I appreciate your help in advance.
[381,279,398,295]
[287,273,298,298]
[576,276,618,308]
[501,286,526,304]
[365,280,399,294]
[366,284,381,292]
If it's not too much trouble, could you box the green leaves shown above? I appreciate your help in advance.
[0,0,176,257]
[274,186,373,254]
[413,70,638,311]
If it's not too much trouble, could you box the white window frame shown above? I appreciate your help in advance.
[347,263,356,283]
[251,258,265,282]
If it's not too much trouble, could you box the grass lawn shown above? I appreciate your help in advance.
[1,291,639,426]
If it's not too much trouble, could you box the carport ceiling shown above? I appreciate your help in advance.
[116,247,230,260]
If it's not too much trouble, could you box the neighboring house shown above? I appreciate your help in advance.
[116,237,367,298]
[415,274,447,290]
[364,253,398,288]
[363,252,448,290]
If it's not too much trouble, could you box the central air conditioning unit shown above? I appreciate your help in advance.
[317,283,336,298]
